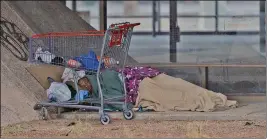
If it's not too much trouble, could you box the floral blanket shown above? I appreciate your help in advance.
[118,66,161,104]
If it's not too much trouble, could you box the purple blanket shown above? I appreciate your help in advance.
[118,66,161,104]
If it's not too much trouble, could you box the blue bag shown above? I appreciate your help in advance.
[75,90,89,101]
[74,50,100,71]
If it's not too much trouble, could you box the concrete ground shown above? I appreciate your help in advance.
[57,102,266,121]
[2,101,266,138]
[2,119,266,138]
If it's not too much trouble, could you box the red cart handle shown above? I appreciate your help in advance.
[124,23,141,28]
[110,22,130,27]
[107,22,140,47]
[110,22,140,30]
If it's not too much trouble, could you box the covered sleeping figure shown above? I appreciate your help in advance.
[75,66,238,112]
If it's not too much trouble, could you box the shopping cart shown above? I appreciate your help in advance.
[29,22,140,125]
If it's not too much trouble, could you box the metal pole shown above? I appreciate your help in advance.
[260,1,266,53]
[202,67,209,89]
[99,0,107,31]
[215,0,218,32]
[265,1,267,135]
[169,0,177,63]
[72,0,76,12]
[265,0,267,96]
[157,1,161,33]
[152,1,156,37]
[103,0,107,30]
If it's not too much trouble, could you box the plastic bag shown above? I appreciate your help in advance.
[61,68,85,83]
[35,47,55,63]
[75,90,89,101]
[46,82,71,102]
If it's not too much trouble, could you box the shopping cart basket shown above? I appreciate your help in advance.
[29,22,140,125]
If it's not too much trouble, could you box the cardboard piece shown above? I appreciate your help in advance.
[26,65,65,89]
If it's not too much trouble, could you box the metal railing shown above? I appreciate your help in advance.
[71,1,264,36]
[89,14,261,35]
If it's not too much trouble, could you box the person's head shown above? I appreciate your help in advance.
[78,77,92,93]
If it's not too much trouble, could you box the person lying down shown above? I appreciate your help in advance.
[70,66,238,112]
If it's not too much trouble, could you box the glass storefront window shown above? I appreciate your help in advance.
[160,1,215,16]
[218,17,259,31]
[218,1,260,16]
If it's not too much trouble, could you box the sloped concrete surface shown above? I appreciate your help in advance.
[6,1,96,33]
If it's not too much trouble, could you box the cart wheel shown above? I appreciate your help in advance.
[40,107,48,120]
[123,109,134,120]
[33,104,42,110]
[100,114,110,125]
[79,108,87,112]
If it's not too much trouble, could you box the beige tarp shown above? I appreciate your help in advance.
[135,74,238,112]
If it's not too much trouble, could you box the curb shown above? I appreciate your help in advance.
[56,111,266,121]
